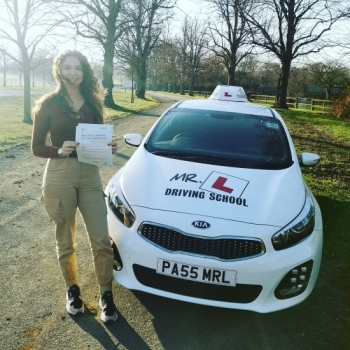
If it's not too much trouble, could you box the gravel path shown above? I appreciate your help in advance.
[0,92,347,350]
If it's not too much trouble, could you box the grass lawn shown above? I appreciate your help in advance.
[277,108,350,201]
[0,90,158,152]
[277,108,350,314]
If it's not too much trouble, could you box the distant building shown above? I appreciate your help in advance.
[122,81,133,88]
[306,85,342,99]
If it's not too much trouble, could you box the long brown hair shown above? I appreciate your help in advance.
[33,50,105,123]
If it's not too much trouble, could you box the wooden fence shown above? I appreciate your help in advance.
[250,94,334,112]
[183,90,211,97]
[146,90,335,112]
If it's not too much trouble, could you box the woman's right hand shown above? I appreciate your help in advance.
[60,141,80,157]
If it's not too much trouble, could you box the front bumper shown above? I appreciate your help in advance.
[106,203,323,313]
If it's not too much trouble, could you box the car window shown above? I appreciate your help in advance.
[146,108,293,170]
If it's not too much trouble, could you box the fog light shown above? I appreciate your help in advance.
[110,238,123,271]
[275,260,313,300]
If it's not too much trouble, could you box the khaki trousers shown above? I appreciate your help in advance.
[41,157,114,294]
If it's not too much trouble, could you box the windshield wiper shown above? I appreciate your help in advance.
[246,160,293,170]
[151,150,292,169]
[151,150,221,162]
[184,154,247,166]
[151,151,245,165]
[151,150,186,159]
[185,155,292,169]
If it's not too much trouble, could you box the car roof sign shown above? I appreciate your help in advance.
[209,85,248,102]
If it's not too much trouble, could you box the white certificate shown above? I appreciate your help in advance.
[75,124,114,167]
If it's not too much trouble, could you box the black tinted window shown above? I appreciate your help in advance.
[146,108,293,169]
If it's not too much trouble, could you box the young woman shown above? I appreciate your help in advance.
[31,50,118,322]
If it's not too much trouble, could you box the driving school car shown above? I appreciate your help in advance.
[105,85,323,313]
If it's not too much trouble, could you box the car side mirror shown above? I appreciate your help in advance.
[299,152,320,167]
[124,133,143,147]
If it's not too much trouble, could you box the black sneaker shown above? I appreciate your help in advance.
[99,291,118,322]
[66,285,84,315]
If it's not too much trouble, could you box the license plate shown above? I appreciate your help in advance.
[156,259,237,287]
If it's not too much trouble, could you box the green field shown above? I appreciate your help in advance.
[276,108,350,305]
[0,90,159,152]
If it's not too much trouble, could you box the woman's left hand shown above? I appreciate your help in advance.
[108,141,118,155]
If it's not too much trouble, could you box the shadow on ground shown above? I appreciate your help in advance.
[71,306,150,349]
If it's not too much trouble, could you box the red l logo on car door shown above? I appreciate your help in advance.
[211,176,233,194]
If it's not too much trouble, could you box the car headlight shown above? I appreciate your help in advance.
[107,182,135,228]
[272,192,315,250]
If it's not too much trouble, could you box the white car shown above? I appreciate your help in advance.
[105,85,323,313]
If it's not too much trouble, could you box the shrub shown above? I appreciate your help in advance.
[331,86,350,120]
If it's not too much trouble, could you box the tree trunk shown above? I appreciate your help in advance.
[325,87,330,100]
[102,42,116,108]
[228,64,236,86]
[22,58,32,124]
[189,77,194,96]
[180,82,185,95]
[276,70,282,106]
[278,60,291,109]
[3,72,6,87]
[135,60,147,99]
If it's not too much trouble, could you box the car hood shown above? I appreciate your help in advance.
[117,148,305,227]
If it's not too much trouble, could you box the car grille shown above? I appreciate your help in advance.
[139,223,265,261]
[133,264,262,303]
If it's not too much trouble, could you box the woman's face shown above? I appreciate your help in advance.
[60,56,84,87]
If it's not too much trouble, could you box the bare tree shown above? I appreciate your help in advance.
[0,45,15,87]
[306,60,350,99]
[117,0,176,99]
[0,0,58,123]
[235,55,260,91]
[49,0,124,107]
[173,30,190,95]
[30,47,56,87]
[242,0,347,109]
[206,0,254,85]
[37,47,57,87]
[259,61,281,95]
[152,41,178,92]
[177,17,208,96]
[287,65,309,97]
[147,37,179,92]
[199,54,227,93]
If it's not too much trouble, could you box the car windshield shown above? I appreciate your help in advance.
[145,108,293,170]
